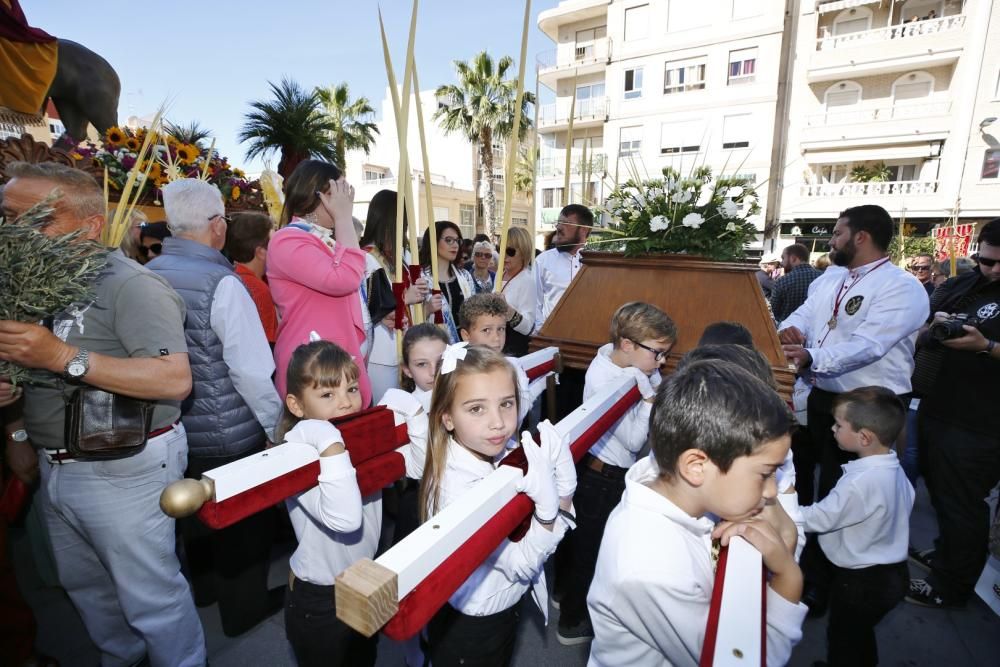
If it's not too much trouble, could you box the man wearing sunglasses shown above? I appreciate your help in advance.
[908,254,935,297]
[907,219,1000,610]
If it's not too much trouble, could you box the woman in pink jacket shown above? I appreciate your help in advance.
[267,160,371,405]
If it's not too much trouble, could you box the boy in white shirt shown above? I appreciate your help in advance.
[457,293,546,423]
[559,302,677,645]
[587,360,806,666]
[800,386,914,667]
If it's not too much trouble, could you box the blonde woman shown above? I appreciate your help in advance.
[499,226,537,356]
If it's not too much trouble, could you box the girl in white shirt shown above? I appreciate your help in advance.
[277,339,427,667]
[420,344,574,667]
[400,323,450,413]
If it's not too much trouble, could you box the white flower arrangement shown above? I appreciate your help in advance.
[595,166,762,261]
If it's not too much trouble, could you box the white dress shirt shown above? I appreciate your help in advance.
[587,457,807,667]
[800,451,914,569]
[436,438,568,616]
[533,248,582,334]
[502,267,536,336]
[211,275,283,440]
[286,449,381,586]
[411,386,432,414]
[780,257,929,394]
[584,344,654,469]
[510,357,547,425]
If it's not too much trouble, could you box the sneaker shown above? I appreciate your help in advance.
[905,579,964,610]
[908,547,935,572]
[557,619,594,646]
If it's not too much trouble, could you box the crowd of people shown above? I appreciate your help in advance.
[0,159,997,667]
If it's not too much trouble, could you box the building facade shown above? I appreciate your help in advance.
[534,0,1000,255]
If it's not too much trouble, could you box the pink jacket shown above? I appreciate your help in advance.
[267,226,371,405]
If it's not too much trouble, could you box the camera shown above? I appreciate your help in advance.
[929,313,982,341]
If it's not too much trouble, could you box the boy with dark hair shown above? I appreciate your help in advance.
[697,321,754,348]
[458,292,509,352]
[557,302,677,645]
[224,212,277,344]
[587,360,806,665]
[801,386,913,666]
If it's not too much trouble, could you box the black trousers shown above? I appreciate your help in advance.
[427,601,520,667]
[558,460,627,628]
[919,410,1000,603]
[827,562,907,667]
[790,424,815,507]
[180,446,276,637]
[284,576,377,667]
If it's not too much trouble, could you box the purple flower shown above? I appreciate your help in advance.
[121,155,136,170]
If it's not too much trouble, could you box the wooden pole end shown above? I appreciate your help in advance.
[336,558,399,637]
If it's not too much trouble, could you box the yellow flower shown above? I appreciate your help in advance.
[175,144,198,165]
[125,137,141,151]
[231,186,241,201]
[105,127,125,146]
[233,168,246,178]
[69,152,83,160]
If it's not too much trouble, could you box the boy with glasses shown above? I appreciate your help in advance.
[557,301,677,645]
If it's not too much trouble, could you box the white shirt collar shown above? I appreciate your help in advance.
[292,216,336,249]
[447,436,502,474]
[841,450,900,474]
[624,458,716,538]
[847,255,891,279]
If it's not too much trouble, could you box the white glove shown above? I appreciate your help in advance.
[380,389,429,479]
[518,430,560,523]
[628,367,656,400]
[284,419,345,456]
[538,419,576,498]
[649,368,663,390]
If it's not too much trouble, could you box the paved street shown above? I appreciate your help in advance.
[13,481,1000,666]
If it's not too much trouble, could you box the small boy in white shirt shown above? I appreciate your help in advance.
[457,293,546,423]
[800,386,914,667]
[587,360,806,666]
[559,302,677,645]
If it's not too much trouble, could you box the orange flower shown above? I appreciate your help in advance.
[105,126,125,146]
[231,186,241,201]
[125,137,141,151]
[175,144,198,165]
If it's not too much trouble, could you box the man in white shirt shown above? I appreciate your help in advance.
[778,204,927,612]
[151,179,285,637]
[533,204,593,335]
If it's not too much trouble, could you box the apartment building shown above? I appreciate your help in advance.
[344,88,532,240]
[534,0,788,252]
[534,0,1000,254]
[776,0,1000,252]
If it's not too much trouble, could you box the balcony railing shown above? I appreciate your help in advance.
[800,180,939,197]
[538,152,607,178]
[537,36,612,71]
[362,170,455,189]
[538,96,609,127]
[805,100,952,126]
[817,14,966,50]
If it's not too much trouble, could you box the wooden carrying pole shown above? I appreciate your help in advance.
[494,0,532,290]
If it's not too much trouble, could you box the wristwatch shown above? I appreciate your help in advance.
[64,348,90,379]
[7,429,28,443]
[978,340,996,356]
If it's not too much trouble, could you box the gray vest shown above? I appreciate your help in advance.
[148,237,264,458]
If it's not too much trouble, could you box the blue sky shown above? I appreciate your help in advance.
[26,0,562,172]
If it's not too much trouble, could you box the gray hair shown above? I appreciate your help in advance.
[162,179,225,236]
[473,240,493,255]
[935,257,976,278]
[4,161,104,219]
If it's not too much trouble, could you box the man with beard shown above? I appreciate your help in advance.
[533,204,593,335]
[777,205,927,612]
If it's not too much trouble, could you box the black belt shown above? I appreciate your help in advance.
[581,453,628,480]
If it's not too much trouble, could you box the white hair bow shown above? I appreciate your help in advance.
[308,331,322,343]
[440,342,469,375]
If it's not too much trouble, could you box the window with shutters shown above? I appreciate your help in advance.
[722,114,752,150]
[728,48,757,85]
[664,58,706,94]
[619,126,643,157]
[660,120,703,155]
[824,81,862,109]
[892,72,934,104]
[624,67,644,99]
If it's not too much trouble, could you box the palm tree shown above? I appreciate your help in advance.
[435,51,535,238]
[238,78,337,178]
[315,83,379,175]
[166,120,213,149]
[513,145,537,198]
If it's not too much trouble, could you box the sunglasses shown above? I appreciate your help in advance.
[474,252,492,259]
[630,339,670,361]
[910,265,931,271]
[974,254,999,268]
[208,214,232,223]
[140,243,163,256]
[505,247,517,257]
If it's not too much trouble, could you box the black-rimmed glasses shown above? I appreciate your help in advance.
[631,339,670,361]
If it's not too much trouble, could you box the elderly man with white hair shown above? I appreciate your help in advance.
[148,178,284,637]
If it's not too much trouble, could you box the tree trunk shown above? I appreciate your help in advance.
[480,128,498,240]
[278,148,306,179]
[336,134,347,174]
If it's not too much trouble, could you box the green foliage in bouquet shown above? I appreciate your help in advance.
[594,166,762,261]
[0,196,108,385]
